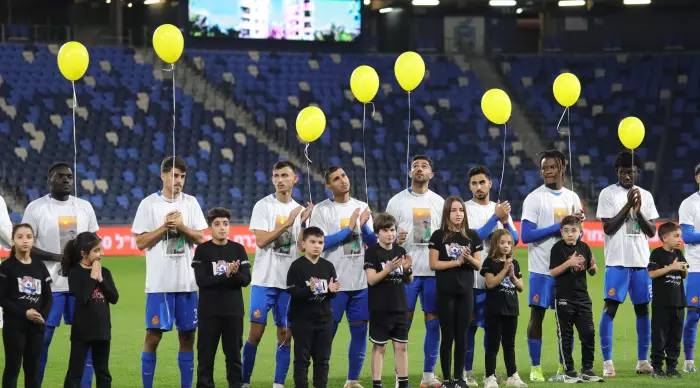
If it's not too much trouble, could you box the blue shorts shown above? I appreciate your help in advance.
[686,273,700,308]
[405,276,437,314]
[471,289,487,327]
[249,285,291,328]
[603,266,652,304]
[145,292,198,332]
[529,272,555,309]
[331,289,369,323]
[46,292,75,327]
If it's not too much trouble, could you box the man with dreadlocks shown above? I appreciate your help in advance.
[521,150,584,382]
[597,150,658,377]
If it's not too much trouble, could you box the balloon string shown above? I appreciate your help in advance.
[304,143,313,204]
[498,123,507,202]
[72,81,78,197]
[556,107,573,191]
[405,92,411,189]
[164,63,176,206]
[362,103,369,204]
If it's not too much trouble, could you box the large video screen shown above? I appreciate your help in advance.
[188,0,362,42]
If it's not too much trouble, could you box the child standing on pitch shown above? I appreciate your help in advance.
[61,232,119,387]
[648,222,688,379]
[548,216,602,383]
[192,207,251,388]
[287,227,340,388]
[364,213,413,388]
[480,229,526,388]
[0,224,52,388]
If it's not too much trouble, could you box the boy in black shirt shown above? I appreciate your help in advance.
[648,222,688,379]
[192,207,252,388]
[287,227,340,388]
[363,213,413,388]
[549,216,602,383]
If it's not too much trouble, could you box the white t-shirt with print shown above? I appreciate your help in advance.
[385,189,444,277]
[310,197,372,291]
[597,184,658,268]
[521,185,583,275]
[249,194,302,289]
[466,200,514,289]
[22,195,99,292]
[680,193,700,273]
[132,192,207,293]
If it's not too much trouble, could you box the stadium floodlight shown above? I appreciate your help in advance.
[623,0,651,4]
[516,7,523,13]
[379,7,393,13]
[489,0,517,6]
[144,0,161,4]
[127,2,133,7]
[558,0,585,6]
[412,0,440,5]
[364,0,370,5]
[106,0,111,3]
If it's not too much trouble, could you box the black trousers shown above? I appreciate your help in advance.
[484,314,518,378]
[554,299,595,372]
[196,315,244,388]
[436,291,472,381]
[651,306,684,370]
[64,340,111,388]
[291,319,332,388]
[2,322,44,388]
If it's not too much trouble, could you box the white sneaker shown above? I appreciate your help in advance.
[684,360,697,373]
[635,360,653,374]
[603,360,616,377]
[420,375,443,388]
[344,381,364,388]
[484,375,499,388]
[273,384,284,388]
[505,373,528,387]
[242,385,250,388]
[464,370,479,387]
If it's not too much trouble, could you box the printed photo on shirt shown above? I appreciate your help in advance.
[445,242,469,261]
[91,287,105,302]
[306,277,328,300]
[17,276,42,295]
[164,228,186,256]
[625,214,641,235]
[380,261,405,281]
[412,208,431,243]
[213,260,228,275]
[553,207,568,223]
[499,275,516,295]
[339,218,361,255]
[58,215,78,251]
[273,215,293,255]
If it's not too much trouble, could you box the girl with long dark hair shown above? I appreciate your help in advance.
[428,196,483,387]
[60,232,118,388]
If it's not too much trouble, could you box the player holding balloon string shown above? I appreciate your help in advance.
[386,155,444,388]
[679,164,700,373]
[463,165,519,386]
[308,166,376,388]
[243,161,313,388]
[520,150,584,382]
[596,151,659,377]
[131,156,208,388]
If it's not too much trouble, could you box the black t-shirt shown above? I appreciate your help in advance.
[428,229,483,294]
[68,266,119,341]
[191,240,252,317]
[286,257,337,323]
[549,240,593,302]
[648,247,687,308]
[0,256,53,326]
[480,258,522,316]
[364,243,410,312]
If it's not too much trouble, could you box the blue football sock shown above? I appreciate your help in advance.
[464,326,477,371]
[636,314,651,360]
[684,310,700,360]
[527,339,542,367]
[600,312,614,361]
[348,323,368,380]
[39,326,55,384]
[141,351,157,388]
[242,342,258,384]
[275,343,291,384]
[81,347,94,388]
[177,351,194,388]
[424,319,440,373]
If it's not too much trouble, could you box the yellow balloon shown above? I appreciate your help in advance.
[618,116,645,150]
[57,42,89,81]
[553,73,581,107]
[296,106,326,143]
[153,24,184,64]
[481,89,512,125]
[394,51,425,92]
[350,65,379,103]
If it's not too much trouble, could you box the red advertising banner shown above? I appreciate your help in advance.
[0,222,669,257]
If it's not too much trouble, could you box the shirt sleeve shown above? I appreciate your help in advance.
[363,246,378,270]
[0,196,13,249]
[229,245,252,288]
[131,199,152,235]
[0,263,26,317]
[385,196,400,221]
[286,262,313,299]
[521,193,539,224]
[642,190,660,220]
[86,202,99,232]
[679,198,695,226]
[549,243,566,270]
[308,204,326,232]
[21,202,39,236]
[190,199,208,231]
[39,265,53,319]
[647,249,660,271]
[428,230,442,250]
[249,200,270,232]
[192,245,228,289]
[479,258,494,278]
[679,250,688,265]
[596,188,616,219]
[470,230,484,253]
[514,260,523,279]
[100,268,119,305]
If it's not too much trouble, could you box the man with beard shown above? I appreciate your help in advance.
[386,155,445,388]
[597,150,658,377]
[520,150,584,382]
[309,166,376,388]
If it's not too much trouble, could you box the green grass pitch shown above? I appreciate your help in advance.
[3,248,698,387]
